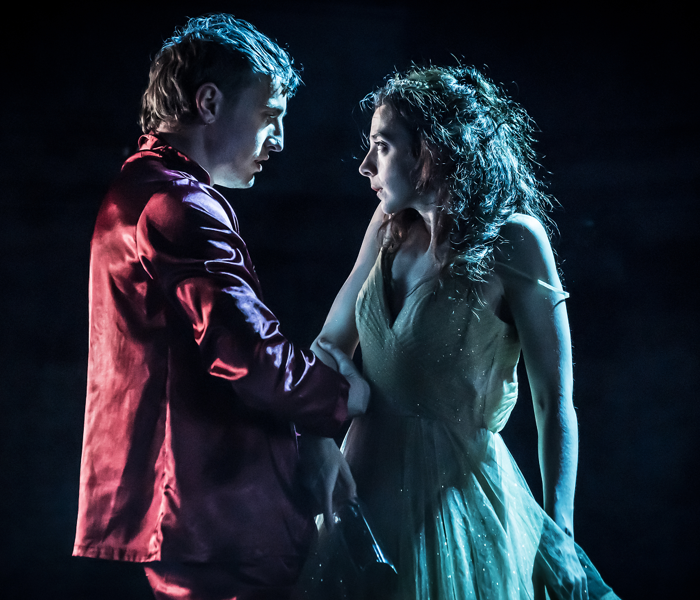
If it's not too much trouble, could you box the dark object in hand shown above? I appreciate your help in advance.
[333,499,397,594]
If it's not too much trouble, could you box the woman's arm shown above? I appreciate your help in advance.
[311,204,387,367]
[497,214,587,597]
[496,214,577,535]
[300,206,386,524]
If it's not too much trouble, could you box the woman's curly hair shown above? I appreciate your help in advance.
[362,65,554,283]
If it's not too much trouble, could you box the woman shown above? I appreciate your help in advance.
[298,66,618,600]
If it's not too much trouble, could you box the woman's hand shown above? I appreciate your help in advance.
[534,530,588,600]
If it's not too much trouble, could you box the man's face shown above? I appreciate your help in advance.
[207,76,287,188]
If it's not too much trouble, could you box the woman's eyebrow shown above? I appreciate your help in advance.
[371,128,392,140]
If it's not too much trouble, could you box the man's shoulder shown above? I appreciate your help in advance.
[125,161,239,239]
[119,151,208,196]
[122,147,233,209]
[143,178,238,235]
[97,150,238,237]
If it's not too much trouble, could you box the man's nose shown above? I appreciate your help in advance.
[268,122,284,152]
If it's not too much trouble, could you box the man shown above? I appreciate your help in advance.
[73,14,366,600]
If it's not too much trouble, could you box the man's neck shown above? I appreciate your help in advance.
[155,127,206,170]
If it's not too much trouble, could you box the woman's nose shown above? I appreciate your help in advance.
[359,152,375,177]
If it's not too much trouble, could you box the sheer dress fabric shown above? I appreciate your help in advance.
[295,250,618,600]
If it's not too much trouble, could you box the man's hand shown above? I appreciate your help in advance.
[317,339,369,418]
[299,435,357,527]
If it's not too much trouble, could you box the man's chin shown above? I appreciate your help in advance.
[215,175,255,189]
[235,176,255,189]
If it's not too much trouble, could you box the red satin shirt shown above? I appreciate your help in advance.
[73,135,348,564]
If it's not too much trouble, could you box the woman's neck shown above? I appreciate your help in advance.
[414,203,450,265]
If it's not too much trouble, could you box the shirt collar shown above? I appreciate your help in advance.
[126,133,212,185]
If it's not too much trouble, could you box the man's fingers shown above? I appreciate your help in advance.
[338,457,357,500]
[322,465,337,530]
[317,341,356,377]
[318,340,369,416]
[323,494,334,531]
[313,441,359,529]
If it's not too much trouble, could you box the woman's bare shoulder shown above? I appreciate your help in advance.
[499,213,550,249]
[495,213,556,282]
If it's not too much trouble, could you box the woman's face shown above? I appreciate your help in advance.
[359,105,425,215]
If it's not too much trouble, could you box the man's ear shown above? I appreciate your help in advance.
[194,83,224,124]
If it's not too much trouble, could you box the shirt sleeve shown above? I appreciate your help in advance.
[135,182,348,437]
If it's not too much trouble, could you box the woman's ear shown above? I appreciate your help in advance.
[194,83,224,124]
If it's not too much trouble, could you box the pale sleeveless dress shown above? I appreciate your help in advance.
[296,249,618,600]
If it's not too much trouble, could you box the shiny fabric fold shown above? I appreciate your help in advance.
[74,135,349,565]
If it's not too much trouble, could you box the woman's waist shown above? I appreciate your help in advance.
[367,389,509,431]
[364,400,484,442]
[365,372,518,431]
[344,413,500,493]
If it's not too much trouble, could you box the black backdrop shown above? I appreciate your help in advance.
[1,2,697,598]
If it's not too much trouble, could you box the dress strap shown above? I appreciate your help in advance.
[496,261,570,298]
[536,279,570,298]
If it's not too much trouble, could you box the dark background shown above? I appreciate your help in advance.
[1,1,697,598]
